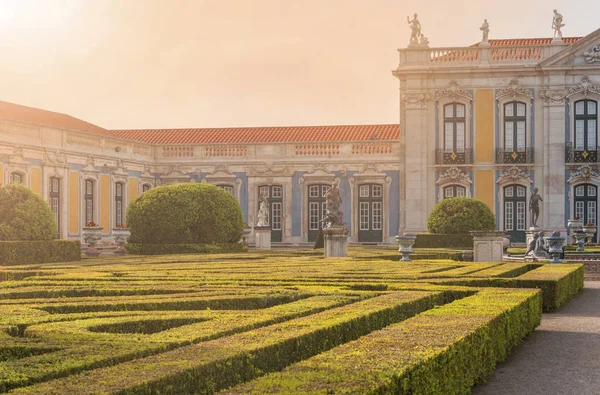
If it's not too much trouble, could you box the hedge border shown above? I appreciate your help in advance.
[125,243,247,255]
[414,233,473,249]
[0,241,80,266]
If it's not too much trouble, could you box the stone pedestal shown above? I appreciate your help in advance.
[525,227,542,249]
[471,231,505,262]
[323,226,348,258]
[254,226,271,250]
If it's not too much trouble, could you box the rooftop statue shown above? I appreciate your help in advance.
[407,14,421,44]
[480,19,490,43]
[552,10,564,39]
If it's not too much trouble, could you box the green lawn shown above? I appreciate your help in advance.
[0,249,583,394]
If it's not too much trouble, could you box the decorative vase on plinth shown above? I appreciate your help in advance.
[112,227,131,256]
[242,227,252,246]
[583,225,597,245]
[546,233,566,264]
[574,229,587,252]
[82,226,103,257]
[396,234,417,262]
[567,218,584,245]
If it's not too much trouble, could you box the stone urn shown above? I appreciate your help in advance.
[396,234,417,262]
[567,218,584,245]
[574,229,587,252]
[82,225,103,257]
[112,227,131,256]
[545,233,566,264]
[583,224,597,245]
[242,226,252,246]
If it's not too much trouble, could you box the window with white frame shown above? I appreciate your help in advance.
[142,184,151,193]
[115,182,124,227]
[10,173,23,185]
[49,177,60,232]
[574,100,597,151]
[443,185,466,199]
[85,180,94,225]
[217,185,234,195]
[444,103,466,152]
[504,102,526,152]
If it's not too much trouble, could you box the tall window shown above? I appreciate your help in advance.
[258,185,283,242]
[443,185,466,199]
[85,180,94,225]
[49,177,60,234]
[217,185,234,195]
[115,182,124,227]
[504,102,526,152]
[444,103,466,152]
[10,173,23,184]
[574,100,597,151]
[142,184,151,193]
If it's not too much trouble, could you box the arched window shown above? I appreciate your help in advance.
[504,102,527,153]
[10,172,23,185]
[115,182,124,227]
[443,103,466,153]
[443,185,466,199]
[85,180,94,226]
[574,100,598,159]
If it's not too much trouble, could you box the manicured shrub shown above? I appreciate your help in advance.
[126,183,244,245]
[0,183,57,241]
[125,243,247,255]
[427,197,496,234]
[0,240,81,266]
[413,233,474,248]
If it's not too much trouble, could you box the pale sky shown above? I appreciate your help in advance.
[0,0,598,130]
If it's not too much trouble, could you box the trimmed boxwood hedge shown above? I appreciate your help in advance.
[125,243,247,255]
[427,197,496,234]
[0,241,81,266]
[0,183,57,241]
[414,233,473,248]
[126,183,244,245]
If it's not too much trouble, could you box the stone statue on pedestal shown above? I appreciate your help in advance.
[552,10,564,39]
[529,187,543,228]
[320,182,346,229]
[256,192,270,227]
[480,19,490,43]
[407,14,421,44]
[525,231,550,259]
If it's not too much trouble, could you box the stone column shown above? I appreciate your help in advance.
[541,86,567,234]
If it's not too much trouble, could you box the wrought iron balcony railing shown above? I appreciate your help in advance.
[495,148,534,164]
[435,149,473,165]
[565,143,599,163]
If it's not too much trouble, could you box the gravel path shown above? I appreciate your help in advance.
[473,281,600,395]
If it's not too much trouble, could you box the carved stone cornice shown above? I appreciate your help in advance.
[42,149,67,168]
[583,44,600,64]
[248,164,291,177]
[434,81,473,102]
[539,89,567,105]
[437,166,472,184]
[401,92,431,109]
[566,75,600,98]
[495,79,533,101]
[567,164,600,184]
[497,166,533,185]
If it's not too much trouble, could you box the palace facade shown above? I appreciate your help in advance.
[1,26,600,245]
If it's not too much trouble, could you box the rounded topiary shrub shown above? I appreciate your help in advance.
[0,183,58,241]
[126,183,244,245]
[427,197,496,234]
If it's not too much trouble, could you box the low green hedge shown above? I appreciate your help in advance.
[225,288,541,394]
[0,241,80,266]
[414,233,473,249]
[125,243,247,255]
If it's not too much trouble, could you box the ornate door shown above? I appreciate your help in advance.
[504,185,526,243]
[358,184,383,243]
[307,184,329,242]
[574,184,597,242]
[259,185,283,242]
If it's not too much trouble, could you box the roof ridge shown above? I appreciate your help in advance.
[110,123,398,132]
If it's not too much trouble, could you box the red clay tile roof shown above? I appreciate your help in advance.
[472,37,583,47]
[110,124,400,144]
[0,100,111,136]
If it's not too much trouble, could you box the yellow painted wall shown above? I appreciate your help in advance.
[69,172,79,234]
[475,170,495,213]
[128,178,138,204]
[100,175,110,230]
[475,89,495,163]
[30,168,42,195]
[0,164,3,186]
